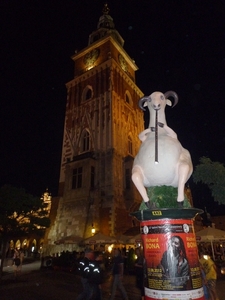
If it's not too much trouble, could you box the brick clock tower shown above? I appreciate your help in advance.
[45,4,144,254]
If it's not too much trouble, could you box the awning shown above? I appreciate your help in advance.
[54,235,83,245]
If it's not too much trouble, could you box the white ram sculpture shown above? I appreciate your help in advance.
[132,91,193,209]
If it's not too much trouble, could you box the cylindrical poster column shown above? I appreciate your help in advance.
[131,208,204,300]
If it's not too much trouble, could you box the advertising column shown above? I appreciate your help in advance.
[131,208,204,300]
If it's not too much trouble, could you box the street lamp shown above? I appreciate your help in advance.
[91,224,95,235]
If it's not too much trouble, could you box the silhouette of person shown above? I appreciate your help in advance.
[134,247,144,300]
[109,248,129,300]
[76,248,98,300]
[13,248,24,277]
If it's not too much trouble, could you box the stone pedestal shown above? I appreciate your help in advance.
[131,208,205,300]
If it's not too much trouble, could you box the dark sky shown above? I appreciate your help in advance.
[1,0,225,214]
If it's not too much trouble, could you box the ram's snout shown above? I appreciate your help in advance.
[152,101,162,110]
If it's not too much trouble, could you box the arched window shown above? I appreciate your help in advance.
[15,240,21,249]
[31,239,37,253]
[22,239,28,250]
[81,129,90,152]
[82,85,93,102]
[125,91,133,106]
[128,136,133,155]
[85,89,92,100]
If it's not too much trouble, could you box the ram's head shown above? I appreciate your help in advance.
[138,91,178,112]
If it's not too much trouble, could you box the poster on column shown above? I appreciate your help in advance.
[141,219,204,300]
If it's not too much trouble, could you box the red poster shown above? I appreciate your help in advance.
[141,219,204,300]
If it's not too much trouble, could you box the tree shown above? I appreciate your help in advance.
[0,185,50,278]
[193,157,225,205]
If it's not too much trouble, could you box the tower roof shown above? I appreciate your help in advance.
[88,3,124,47]
[97,3,115,30]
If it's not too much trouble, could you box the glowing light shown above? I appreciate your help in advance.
[91,224,95,235]
[87,65,94,71]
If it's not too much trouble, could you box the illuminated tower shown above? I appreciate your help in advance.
[41,188,52,216]
[45,4,144,253]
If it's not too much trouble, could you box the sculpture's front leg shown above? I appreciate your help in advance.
[177,150,193,207]
[132,166,155,209]
[138,128,151,142]
[177,163,193,208]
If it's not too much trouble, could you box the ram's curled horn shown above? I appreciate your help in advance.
[138,96,150,111]
[164,91,179,107]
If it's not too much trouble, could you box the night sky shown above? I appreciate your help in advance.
[1,0,225,214]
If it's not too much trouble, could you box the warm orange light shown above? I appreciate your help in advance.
[91,224,95,234]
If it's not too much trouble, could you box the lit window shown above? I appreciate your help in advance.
[72,167,82,189]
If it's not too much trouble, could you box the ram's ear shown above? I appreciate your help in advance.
[166,99,172,106]
[143,102,148,107]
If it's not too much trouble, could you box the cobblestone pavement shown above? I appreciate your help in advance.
[1,265,224,300]
[0,269,141,300]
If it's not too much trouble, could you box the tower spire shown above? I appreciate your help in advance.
[102,3,110,15]
[97,3,115,30]
[88,2,124,46]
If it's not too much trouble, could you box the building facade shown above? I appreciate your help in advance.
[44,4,144,255]
[4,189,52,261]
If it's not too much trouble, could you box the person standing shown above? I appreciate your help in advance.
[91,251,105,300]
[13,248,24,277]
[109,248,129,300]
[134,247,145,300]
[76,248,98,300]
[199,252,220,300]
[199,262,210,300]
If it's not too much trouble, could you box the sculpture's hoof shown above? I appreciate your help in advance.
[145,201,156,209]
[177,201,184,208]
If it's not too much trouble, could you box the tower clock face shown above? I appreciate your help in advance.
[118,54,128,72]
[83,48,100,68]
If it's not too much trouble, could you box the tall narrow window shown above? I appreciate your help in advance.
[85,88,92,100]
[72,167,82,189]
[128,136,133,155]
[82,86,93,102]
[82,130,90,152]
[125,91,133,106]
[125,168,131,189]
[90,166,95,189]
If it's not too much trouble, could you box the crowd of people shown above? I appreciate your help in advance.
[74,246,144,300]
[73,243,222,300]
[198,243,225,262]
[8,242,222,300]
